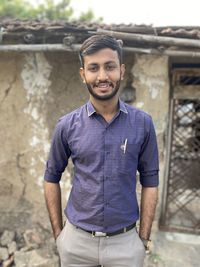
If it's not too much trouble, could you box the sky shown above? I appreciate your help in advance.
[32,0,200,26]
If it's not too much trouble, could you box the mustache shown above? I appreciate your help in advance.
[92,80,114,87]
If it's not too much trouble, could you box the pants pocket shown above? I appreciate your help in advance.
[56,221,67,247]
[135,229,146,253]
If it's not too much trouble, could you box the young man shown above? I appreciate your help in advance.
[44,34,159,267]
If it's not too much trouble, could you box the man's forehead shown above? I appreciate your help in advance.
[87,60,117,66]
[83,48,120,65]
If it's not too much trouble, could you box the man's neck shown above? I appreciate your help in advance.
[90,96,119,122]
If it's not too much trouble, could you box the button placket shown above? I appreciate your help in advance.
[103,128,112,227]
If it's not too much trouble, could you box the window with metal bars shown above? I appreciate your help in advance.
[160,66,200,234]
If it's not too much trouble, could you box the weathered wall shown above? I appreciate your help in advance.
[0,51,169,231]
[0,53,169,228]
[0,51,134,230]
[0,52,85,230]
[132,54,170,222]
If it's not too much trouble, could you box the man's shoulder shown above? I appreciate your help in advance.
[57,103,87,125]
[124,103,151,120]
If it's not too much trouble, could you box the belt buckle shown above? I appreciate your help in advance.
[93,231,107,237]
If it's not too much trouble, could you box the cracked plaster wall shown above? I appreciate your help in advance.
[0,51,89,229]
[132,54,170,220]
[0,51,169,230]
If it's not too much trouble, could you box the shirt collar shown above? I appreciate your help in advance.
[86,101,96,117]
[86,99,128,117]
[119,99,128,114]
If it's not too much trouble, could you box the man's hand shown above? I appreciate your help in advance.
[54,229,62,241]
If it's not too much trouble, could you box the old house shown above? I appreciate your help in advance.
[0,19,199,265]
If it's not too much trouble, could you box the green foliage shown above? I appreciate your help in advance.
[34,0,73,20]
[79,9,103,23]
[0,0,99,21]
[0,0,34,19]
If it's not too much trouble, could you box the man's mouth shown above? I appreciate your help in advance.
[94,81,113,88]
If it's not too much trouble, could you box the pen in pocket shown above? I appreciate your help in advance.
[124,138,128,154]
[121,138,128,154]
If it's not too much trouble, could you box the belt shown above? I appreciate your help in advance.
[77,222,136,237]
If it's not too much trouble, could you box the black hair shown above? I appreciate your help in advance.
[79,34,123,67]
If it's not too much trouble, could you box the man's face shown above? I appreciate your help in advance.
[80,48,125,101]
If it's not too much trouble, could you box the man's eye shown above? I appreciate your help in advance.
[106,65,115,70]
[88,66,98,72]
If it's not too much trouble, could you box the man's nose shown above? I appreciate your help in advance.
[97,68,108,81]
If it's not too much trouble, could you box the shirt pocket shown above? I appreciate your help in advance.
[116,143,140,173]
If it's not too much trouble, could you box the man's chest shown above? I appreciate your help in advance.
[67,117,145,170]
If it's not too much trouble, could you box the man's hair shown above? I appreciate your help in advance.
[79,34,123,67]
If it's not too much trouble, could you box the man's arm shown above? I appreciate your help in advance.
[44,181,63,240]
[139,186,158,240]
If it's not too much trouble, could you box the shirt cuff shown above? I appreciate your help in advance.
[44,169,61,183]
[140,172,159,187]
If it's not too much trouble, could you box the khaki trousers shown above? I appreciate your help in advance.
[56,220,145,267]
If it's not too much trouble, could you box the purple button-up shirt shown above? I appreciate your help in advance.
[44,100,159,232]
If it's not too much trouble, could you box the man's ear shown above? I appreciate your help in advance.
[79,67,85,83]
[120,64,125,80]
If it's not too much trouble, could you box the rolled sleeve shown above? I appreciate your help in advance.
[138,115,159,187]
[44,118,71,183]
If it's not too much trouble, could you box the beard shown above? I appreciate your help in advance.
[85,79,121,101]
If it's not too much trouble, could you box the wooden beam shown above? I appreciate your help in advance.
[0,44,81,52]
[95,29,200,49]
[0,43,200,58]
[124,47,200,57]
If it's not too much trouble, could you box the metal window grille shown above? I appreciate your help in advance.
[160,68,200,234]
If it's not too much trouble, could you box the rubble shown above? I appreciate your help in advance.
[23,229,44,250]
[0,231,15,247]
[7,242,17,255]
[0,247,9,261]
[0,227,59,267]
[14,249,59,267]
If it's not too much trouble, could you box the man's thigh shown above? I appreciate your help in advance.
[56,220,100,267]
[101,228,146,267]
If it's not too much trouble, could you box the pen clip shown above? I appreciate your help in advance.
[123,139,127,154]
[121,138,128,154]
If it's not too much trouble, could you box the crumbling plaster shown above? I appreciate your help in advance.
[0,51,89,229]
[132,54,170,220]
[0,51,169,230]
